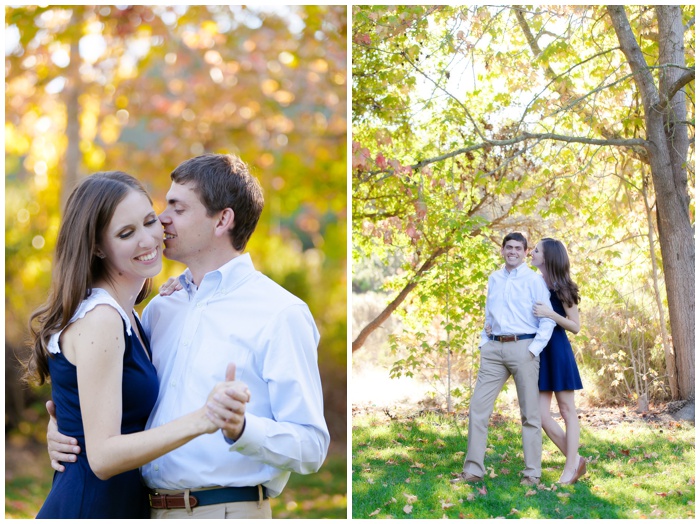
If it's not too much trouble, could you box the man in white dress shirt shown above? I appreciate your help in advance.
[452,232,555,486]
[48,153,330,518]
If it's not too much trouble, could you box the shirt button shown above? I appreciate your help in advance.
[171,381,177,387]
[154,464,159,471]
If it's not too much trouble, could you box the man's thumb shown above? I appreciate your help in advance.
[226,362,237,382]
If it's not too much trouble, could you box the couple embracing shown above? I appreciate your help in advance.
[452,232,586,487]
[25,153,329,519]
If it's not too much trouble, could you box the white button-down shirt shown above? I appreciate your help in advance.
[480,263,556,356]
[140,254,329,497]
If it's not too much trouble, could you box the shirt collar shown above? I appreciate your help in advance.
[501,262,530,276]
[178,253,256,296]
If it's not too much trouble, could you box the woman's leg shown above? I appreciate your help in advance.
[554,390,581,482]
[539,391,567,456]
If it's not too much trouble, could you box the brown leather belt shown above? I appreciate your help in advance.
[148,486,266,510]
[489,333,536,343]
[149,493,198,510]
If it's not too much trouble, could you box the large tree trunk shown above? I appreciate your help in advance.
[608,6,694,399]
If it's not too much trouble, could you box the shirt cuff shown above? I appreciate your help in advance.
[223,417,246,446]
[226,414,263,454]
[528,343,544,357]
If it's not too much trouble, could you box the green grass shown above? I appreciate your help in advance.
[352,410,695,519]
[5,437,347,519]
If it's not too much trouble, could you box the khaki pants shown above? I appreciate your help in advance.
[151,500,271,519]
[150,487,272,519]
[463,339,542,478]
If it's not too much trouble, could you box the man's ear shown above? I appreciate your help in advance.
[214,208,235,238]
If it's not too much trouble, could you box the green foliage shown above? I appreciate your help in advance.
[352,410,695,519]
[351,5,694,399]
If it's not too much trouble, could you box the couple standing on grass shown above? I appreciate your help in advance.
[452,232,586,487]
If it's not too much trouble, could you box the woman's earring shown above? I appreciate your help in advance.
[96,252,105,259]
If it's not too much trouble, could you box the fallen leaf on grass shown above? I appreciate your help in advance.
[509,508,519,515]
[403,505,413,514]
[650,509,664,517]
[655,492,668,497]
[369,508,381,517]
[403,493,418,504]
[525,490,537,497]
[557,492,570,498]
[411,462,425,469]
[466,493,476,501]
[367,478,375,484]
[441,500,455,510]
[478,486,488,496]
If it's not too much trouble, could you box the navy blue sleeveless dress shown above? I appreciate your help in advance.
[538,290,583,392]
[36,313,158,519]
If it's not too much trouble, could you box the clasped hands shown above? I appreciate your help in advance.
[46,362,250,473]
[205,362,250,441]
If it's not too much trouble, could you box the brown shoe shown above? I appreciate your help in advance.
[450,472,483,484]
[569,456,587,484]
[520,476,541,486]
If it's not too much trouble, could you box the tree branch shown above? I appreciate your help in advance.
[352,246,449,352]
[654,68,696,112]
[360,132,649,178]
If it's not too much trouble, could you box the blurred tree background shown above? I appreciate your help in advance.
[5,5,347,518]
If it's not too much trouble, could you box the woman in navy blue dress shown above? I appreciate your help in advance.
[24,172,242,518]
[530,238,586,485]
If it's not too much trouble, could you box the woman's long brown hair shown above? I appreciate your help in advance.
[24,172,153,385]
[541,238,580,308]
